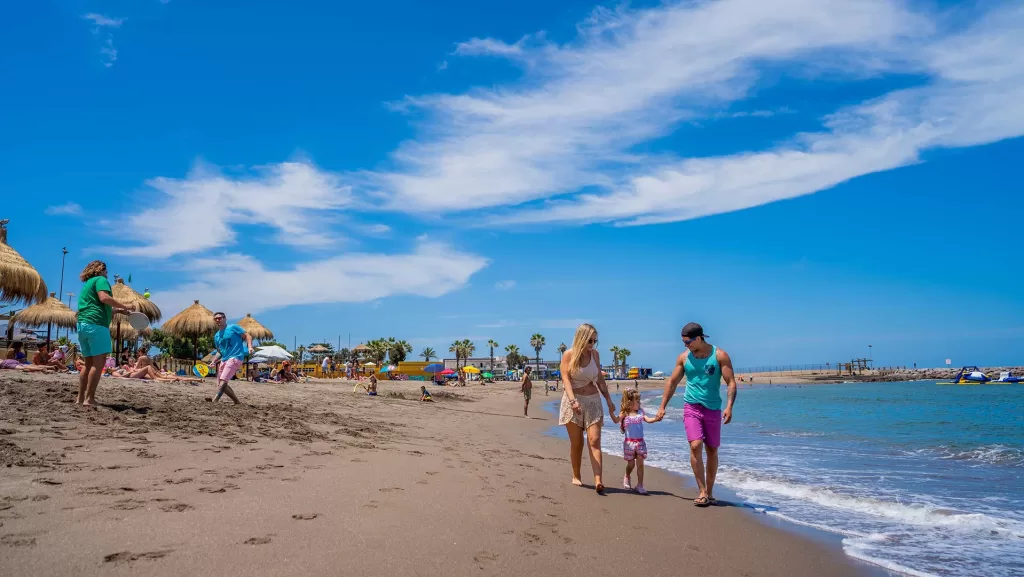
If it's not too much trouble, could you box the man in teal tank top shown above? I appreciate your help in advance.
[656,323,738,507]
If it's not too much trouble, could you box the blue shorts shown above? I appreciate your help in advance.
[77,322,112,358]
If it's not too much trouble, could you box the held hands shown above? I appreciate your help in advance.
[655,408,666,422]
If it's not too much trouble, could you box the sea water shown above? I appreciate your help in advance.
[572,381,1023,577]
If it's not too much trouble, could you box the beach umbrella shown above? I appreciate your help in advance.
[161,300,216,367]
[482,372,493,379]
[363,362,377,367]
[13,293,77,340]
[462,366,481,374]
[423,363,443,373]
[254,345,292,361]
[379,366,393,373]
[0,220,47,306]
[440,369,455,376]
[237,313,273,341]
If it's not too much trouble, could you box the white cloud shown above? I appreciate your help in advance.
[437,61,448,71]
[45,202,82,216]
[107,161,353,258]
[453,37,527,57]
[100,37,117,67]
[477,320,517,328]
[494,280,516,290]
[82,13,123,28]
[153,240,489,316]
[343,0,1023,228]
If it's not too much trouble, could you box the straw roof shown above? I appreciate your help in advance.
[12,292,77,329]
[308,344,330,353]
[111,278,162,322]
[161,300,216,337]
[352,343,370,352]
[237,313,273,341]
[0,220,48,305]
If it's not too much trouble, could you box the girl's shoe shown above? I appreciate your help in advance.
[635,484,648,495]
[623,475,631,490]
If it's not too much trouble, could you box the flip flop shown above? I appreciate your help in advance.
[595,483,605,495]
[708,496,718,506]
[694,496,711,507]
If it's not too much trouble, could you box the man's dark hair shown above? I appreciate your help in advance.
[213,311,226,318]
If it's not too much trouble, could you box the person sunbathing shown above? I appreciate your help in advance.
[1,359,59,372]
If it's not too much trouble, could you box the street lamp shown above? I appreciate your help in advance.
[868,344,873,366]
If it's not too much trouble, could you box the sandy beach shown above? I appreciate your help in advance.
[1,373,875,577]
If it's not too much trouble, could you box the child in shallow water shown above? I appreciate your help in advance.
[619,388,658,495]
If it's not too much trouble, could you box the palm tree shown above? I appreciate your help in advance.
[420,347,436,362]
[557,342,567,357]
[505,344,521,370]
[487,339,499,373]
[449,341,462,369]
[619,348,632,377]
[609,346,621,378]
[462,339,476,367]
[530,333,545,374]
[387,338,413,364]
[366,339,389,367]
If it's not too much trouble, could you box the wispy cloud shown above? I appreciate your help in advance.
[82,13,123,28]
[82,13,123,67]
[45,202,82,216]
[345,0,1023,229]
[495,280,516,290]
[437,61,448,71]
[106,161,353,258]
[477,320,518,328]
[154,240,489,316]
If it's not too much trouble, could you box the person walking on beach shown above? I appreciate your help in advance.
[76,261,133,407]
[655,323,737,507]
[619,388,658,494]
[559,323,618,494]
[521,366,533,417]
[209,312,253,404]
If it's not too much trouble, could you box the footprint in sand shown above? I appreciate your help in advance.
[160,503,192,513]
[103,550,172,565]
[378,487,404,493]
[1,533,38,547]
[291,513,318,520]
[199,484,239,494]
[243,536,272,545]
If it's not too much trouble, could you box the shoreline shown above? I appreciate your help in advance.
[2,372,880,577]
[539,395,898,577]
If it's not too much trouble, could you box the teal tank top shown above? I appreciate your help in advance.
[682,346,722,410]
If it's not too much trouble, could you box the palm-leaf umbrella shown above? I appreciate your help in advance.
[0,220,47,306]
[109,278,161,358]
[237,313,273,342]
[13,292,76,341]
[161,300,216,367]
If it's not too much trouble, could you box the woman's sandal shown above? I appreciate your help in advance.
[595,483,605,495]
[694,496,711,507]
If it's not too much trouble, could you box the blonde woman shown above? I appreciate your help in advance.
[559,323,618,494]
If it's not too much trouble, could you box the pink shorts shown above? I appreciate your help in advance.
[683,402,722,447]
[623,438,648,461]
[217,358,243,382]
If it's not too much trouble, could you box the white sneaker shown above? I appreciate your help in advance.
[623,475,631,490]
[635,484,648,495]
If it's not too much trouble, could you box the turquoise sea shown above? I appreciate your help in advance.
[555,381,1024,577]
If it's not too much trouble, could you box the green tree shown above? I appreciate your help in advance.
[461,339,476,364]
[619,348,632,376]
[149,328,215,360]
[365,339,389,366]
[449,341,462,369]
[333,348,352,363]
[420,347,436,362]
[610,346,621,378]
[487,339,499,372]
[557,342,567,356]
[530,333,545,373]
[505,344,523,370]
[387,339,413,364]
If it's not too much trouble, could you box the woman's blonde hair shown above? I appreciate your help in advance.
[79,260,107,282]
[619,388,641,433]
[567,323,598,376]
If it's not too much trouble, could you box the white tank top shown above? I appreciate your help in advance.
[569,351,599,390]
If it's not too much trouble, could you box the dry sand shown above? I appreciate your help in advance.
[1,373,877,577]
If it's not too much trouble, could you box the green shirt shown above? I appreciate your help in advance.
[78,276,113,327]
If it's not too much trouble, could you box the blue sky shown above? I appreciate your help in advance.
[2,0,1022,371]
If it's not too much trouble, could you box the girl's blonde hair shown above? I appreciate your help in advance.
[567,323,597,376]
[619,388,641,433]
[79,260,107,282]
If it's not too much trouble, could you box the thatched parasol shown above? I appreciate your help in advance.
[352,343,369,357]
[109,278,162,357]
[237,313,273,341]
[161,300,216,366]
[110,315,152,341]
[0,219,48,305]
[13,293,77,341]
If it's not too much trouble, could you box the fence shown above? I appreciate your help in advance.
[735,364,832,375]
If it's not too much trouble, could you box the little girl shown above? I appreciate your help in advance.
[619,388,658,494]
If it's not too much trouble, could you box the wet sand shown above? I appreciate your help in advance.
[1,373,875,577]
